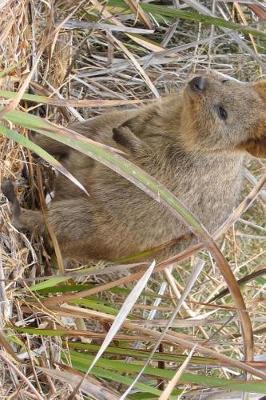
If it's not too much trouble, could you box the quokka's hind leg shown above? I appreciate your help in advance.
[44,198,130,260]
[1,180,93,241]
[2,180,127,260]
[45,198,93,240]
[1,180,44,233]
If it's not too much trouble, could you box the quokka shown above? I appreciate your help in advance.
[2,72,266,261]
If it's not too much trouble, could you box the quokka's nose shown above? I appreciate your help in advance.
[189,76,207,92]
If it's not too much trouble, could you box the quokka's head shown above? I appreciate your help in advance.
[181,72,266,158]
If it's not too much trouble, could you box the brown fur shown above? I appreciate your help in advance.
[2,73,266,262]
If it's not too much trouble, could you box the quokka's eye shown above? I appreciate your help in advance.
[215,105,228,121]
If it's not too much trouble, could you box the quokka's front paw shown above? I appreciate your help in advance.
[112,125,147,155]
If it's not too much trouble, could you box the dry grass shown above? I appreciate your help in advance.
[0,0,266,399]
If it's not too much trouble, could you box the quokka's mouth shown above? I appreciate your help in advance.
[239,136,266,158]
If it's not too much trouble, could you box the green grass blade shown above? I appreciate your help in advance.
[109,0,266,39]
[65,354,168,397]
[71,298,120,316]
[30,277,70,291]
[69,351,266,395]
[66,342,220,366]
[29,283,93,295]
[0,90,53,104]
[14,327,95,338]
